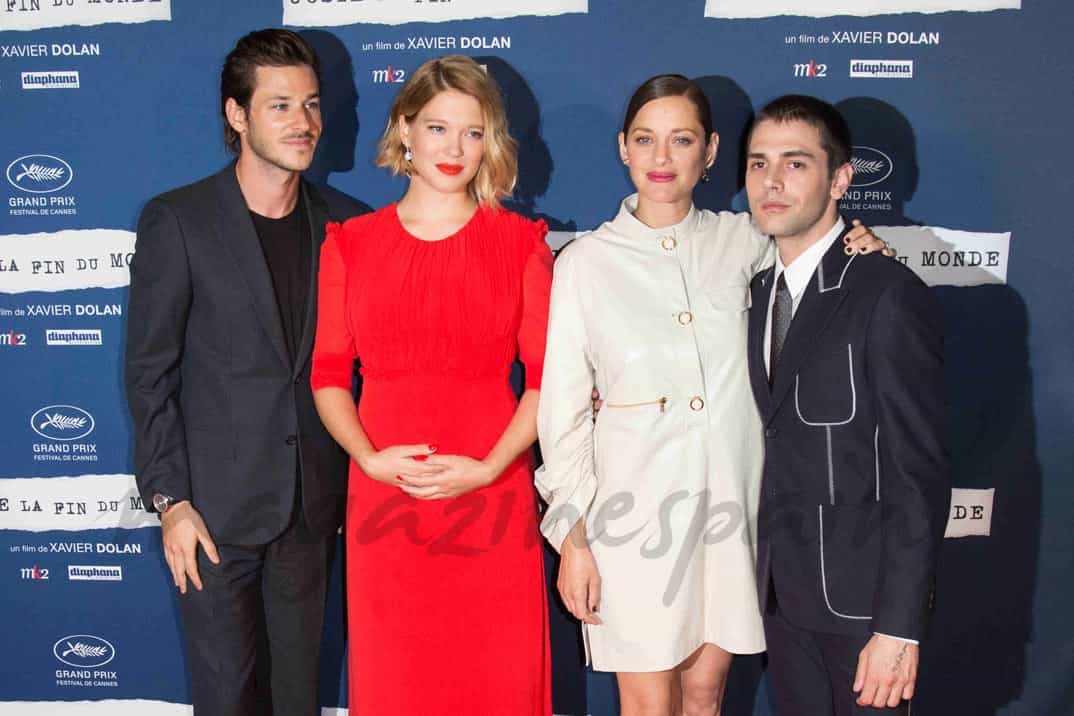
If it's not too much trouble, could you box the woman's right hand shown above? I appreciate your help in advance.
[558,523,603,625]
[357,444,445,486]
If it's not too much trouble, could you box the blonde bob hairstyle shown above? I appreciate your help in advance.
[376,55,518,209]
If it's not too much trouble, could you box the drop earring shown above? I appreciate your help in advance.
[701,168,710,183]
[404,145,413,162]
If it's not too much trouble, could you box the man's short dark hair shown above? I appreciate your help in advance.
[220,29,320,154]
[750,94,852,177]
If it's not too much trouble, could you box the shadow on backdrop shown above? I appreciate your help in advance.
[916,284,1039,716]
[480,56,577,235]
[836,97,921,228]
[302,30,359,186]
[692,75,755,215]
[303,30,372,218]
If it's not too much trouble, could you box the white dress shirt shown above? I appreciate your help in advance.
[763,218,845,379]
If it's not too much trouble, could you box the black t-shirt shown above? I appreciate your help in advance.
[249,203,311,363]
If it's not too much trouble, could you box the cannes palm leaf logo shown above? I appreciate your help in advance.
[15,162,65,184]
[38,413,87,432]
[61,641,109,659]
[851,157,887,175]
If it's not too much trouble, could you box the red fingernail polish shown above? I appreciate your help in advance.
[428,444,438,452]
[413,455,428,462]
[396,475,403,481]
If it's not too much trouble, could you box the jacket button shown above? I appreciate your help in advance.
[677,311,693,325]
[765,428,778,439]
[689,396,705,411]
[285,435,297,446]
[660,236,677,251]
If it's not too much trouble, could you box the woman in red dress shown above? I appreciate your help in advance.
[310,55,553,715]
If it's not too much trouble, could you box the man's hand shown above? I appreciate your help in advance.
[853,634,918,708]
[160,501,219,594]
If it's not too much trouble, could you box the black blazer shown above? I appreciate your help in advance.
[125,164,367,545]
[748,227,950,641]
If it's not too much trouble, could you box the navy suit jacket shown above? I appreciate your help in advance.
[125,164,368,545]
[748,227,950,640]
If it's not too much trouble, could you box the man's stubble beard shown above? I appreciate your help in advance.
[755,198,831,243]
[244,119,318,175]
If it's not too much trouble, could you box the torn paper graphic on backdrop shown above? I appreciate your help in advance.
[872,225,1009,287]
[285,0,588,27]
[0,230,136,293]
[705,0,1019,18]
[0,475,158,532]
[0,1,170,32]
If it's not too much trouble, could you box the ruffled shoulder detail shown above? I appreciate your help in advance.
[527,217,550,241]
[324,206,390,261]
[487,207,550,257]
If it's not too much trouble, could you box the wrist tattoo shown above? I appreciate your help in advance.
[892,643,908,672]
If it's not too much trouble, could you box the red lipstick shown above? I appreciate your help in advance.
[646,172,676,183]
[436,163,464,176]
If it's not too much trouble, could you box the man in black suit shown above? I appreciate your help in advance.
[744,95,949,714]
[124,29,366,715]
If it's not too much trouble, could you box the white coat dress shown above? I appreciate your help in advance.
[536,195,773,671]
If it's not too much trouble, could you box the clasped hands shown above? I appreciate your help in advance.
[359,444,496,499]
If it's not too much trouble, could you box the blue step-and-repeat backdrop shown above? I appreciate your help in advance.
[1,1,1071,714]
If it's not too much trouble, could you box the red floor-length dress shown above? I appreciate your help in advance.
[310,203,553,715]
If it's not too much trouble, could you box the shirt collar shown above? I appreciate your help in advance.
[774,217,845,300]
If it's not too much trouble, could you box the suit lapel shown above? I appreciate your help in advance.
[747,266,774,419]
[292,181,326,379]
[768,230,855,416]
[214,164,291,370]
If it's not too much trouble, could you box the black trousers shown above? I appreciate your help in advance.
[176,507,335,716]
[763,600,910,716]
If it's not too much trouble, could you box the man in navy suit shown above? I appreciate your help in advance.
[125,29,366,715]
[744,95,949,714]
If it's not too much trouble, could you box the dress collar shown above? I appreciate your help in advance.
[608,194,702,251]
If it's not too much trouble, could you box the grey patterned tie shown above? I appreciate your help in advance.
[769,272,792,385]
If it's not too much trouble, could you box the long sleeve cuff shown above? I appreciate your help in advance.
[535,464,597,553]
[873,632,919,645]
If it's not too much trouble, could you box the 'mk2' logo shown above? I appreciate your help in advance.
[372,65,406,84]
[0,329,28,346]
[793,60,828,78]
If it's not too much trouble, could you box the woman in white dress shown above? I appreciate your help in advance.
[535,76,887,715]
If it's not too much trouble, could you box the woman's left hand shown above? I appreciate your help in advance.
[844,219,897,257]
[397,454,497,499]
